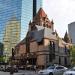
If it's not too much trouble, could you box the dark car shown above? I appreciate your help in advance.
[5,66,18,72]
[0,66,5,71]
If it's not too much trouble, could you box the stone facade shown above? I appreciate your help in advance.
[14,8,71,68]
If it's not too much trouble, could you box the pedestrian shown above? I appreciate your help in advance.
[10,71,13,75]
[10,67,14,75]
[34,65,36,72]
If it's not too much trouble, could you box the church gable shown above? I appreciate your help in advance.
[29,8,54,31]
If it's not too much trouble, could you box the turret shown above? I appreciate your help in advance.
[63,31,71,43]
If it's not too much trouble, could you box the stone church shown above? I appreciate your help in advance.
[14,8,71,69]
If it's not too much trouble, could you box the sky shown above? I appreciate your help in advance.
[43,0,75,38]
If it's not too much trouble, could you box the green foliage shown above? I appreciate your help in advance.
[0,55,5,63]
[0,42,4,51]
[70,46,75,65]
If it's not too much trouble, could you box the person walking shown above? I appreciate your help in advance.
[34,65,36,72]
[10,66,14,75]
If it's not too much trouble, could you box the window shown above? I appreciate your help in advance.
[43,23,45,27]
[64,57,67,66]
[56,66,64,69]
[37,39,44,45]
[48,66,55,69]
[43,17,46,21]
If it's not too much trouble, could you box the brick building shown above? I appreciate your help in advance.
[14,8,71,68]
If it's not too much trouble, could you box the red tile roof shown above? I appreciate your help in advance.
[37,8,47,17]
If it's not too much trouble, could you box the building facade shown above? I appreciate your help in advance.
[0,0,22,42]
[0,0,42,61]
[0,0,22,58]
[21,0,42,40]
[3,16,20,61]
[68,22,75,44]
[14,8,71,68]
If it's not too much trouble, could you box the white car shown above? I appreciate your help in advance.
[38,65,67,75]
[63,67,75,75]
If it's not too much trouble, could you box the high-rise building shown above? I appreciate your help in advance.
[68,22,75,44]
[0,0,42,43]
[21,0,42,40]
[33,0,42,17]
[0,0,42,60]
[0,0,22,58]
[3,16,20,59]
[0,0,22,42]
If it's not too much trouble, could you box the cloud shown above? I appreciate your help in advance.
[43,0,75,37]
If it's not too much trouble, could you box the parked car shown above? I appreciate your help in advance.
[5,66,18,72]
[0,65,5,71]
[38,65,68,75]
[26,65,36,70]
[63,67,75,75]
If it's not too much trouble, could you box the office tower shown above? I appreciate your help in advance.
[21,0,42,40]
[0,0,42,61]
[68,22,75,44]
[0,0,22,59]
[0,0,22,42]
[3,16,20,59]
[0,0,42,42]
[33,0,37,17]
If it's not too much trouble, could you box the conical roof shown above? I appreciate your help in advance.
[35,8,47,18]
[32,8,53,29]
[63,31,71,43]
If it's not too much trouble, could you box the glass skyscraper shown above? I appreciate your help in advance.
[0,0,22,57]
[0,0,22,42]
[21,0,42,40]
[0,0,42,59]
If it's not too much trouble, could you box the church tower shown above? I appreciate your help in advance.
[29,8,54,31]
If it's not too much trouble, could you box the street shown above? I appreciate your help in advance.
[0,70,64,75]
[0,70,38,75]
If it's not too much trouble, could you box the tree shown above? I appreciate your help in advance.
[63,31,70,43]
[0,42,4,55]
[70,45,75,65]
[0,55,5,63]
[0,42,4,63]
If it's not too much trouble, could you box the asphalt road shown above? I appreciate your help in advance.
[0,70,38,75]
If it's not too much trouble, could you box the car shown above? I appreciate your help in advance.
[26,65,36,70]
[5,66,18,72]
[0,65,5,71]
[38,65,68,75]
[63,67,75,75]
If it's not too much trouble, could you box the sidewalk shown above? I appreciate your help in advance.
[0,70,38,75]
[18,70,38,75]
